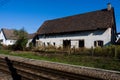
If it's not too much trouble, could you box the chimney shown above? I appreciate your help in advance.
[107,3,112,11]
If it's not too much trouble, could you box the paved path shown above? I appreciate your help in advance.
[0,72,12,80]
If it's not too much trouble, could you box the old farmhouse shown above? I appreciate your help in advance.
[0,28,35,46]
[0,28,17,45]
[35,4,117,48]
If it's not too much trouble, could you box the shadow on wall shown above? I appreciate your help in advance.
[5,57,21,80]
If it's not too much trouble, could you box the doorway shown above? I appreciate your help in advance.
[79,40,84,48]
[63,40,71,48]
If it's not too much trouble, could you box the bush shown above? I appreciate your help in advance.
[0,43,3,49]
[0,45,7,50]
[0,44,16,51]
[114,45,120,59]
[13,28,28,51]
[94,46,115,57]
[6,45,14,50]
[72,48,91,55]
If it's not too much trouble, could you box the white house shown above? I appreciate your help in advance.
[35,4,117,48]
[0,28,17,45]
[0,28,35,47]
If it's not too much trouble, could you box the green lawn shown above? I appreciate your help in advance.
[0,49,120,71]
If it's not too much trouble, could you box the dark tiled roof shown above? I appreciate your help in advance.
[2,28,18,40]
[27,33,35,39]
[37,8,115,35]
[1,28,35,40]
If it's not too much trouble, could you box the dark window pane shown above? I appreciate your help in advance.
[79,40,84,47]
[94,40,104,47]
[63,40,71,48]
[53,42,55,46]
[98,41,103,47]
[94,41,97,47]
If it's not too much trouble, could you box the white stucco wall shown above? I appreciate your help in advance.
[38,28,111,48]
[5,40,16,46]
[26,39,32,47]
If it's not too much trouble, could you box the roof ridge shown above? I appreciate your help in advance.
[45,8,112,22]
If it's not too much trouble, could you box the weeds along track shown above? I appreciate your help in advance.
[0,54,120,80]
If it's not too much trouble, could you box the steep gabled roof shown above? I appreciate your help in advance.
[1,28,18,40]
[1,28,35,40]
[37,8,115,35]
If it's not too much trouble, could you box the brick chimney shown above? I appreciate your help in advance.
[107,3,111,11]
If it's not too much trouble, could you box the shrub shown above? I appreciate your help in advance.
[0,43,3,49]
[94,47,103,56]
[13,28,28,51]
[71,48,91,55]
[114,45,120,59]
[94,46,115,57]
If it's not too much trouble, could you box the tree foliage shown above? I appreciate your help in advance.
[13,28,28,51]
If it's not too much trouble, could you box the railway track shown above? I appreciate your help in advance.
[0,54,120,80]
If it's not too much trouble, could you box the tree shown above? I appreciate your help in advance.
[13,28,28,51]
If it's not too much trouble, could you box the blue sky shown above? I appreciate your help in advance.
[0,0,120,33]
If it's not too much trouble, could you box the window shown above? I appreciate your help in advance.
[0,39,3,43]
[47,42,50,46]
[10,40,12,43]
[63,40,71,48]
[94,41,97,47]
[43,42,46,46]
[53,42,55,46]
[94,40,104,47]
[79,40,84,47]
[0,39,3,44]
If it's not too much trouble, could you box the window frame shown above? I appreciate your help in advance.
[94,40,104,47]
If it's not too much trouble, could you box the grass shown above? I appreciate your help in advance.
[0,49,120,71]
